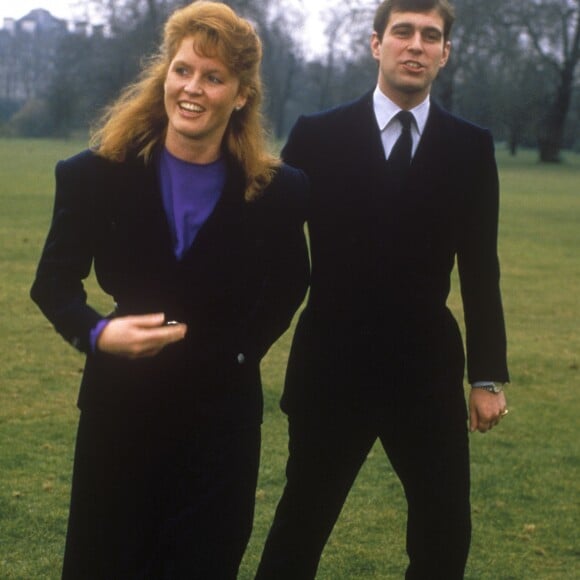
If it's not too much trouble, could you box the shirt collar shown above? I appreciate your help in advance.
[372,86,430,136]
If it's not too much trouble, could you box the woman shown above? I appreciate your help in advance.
[30,2,309,578]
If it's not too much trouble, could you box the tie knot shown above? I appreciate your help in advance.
[396,110,414,132]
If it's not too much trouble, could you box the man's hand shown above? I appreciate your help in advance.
[469,388,508,433]
[96,313,187,359]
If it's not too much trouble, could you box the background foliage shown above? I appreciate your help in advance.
[0,0,579,160]
[0,138,578,578]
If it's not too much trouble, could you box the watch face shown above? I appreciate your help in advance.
[491,384,503,393]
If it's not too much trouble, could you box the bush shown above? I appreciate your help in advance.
[0,98,20,123]
[8,99,57,137]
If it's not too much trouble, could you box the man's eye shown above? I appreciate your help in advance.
[424,31,442,42]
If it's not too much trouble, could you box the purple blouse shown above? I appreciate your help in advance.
[159,147,225,260]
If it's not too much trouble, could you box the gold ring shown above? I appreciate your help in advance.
[500,409,509,417]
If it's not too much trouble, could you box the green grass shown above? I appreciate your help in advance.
[1,140,578,578]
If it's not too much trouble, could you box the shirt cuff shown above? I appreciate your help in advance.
[89,319,110,353]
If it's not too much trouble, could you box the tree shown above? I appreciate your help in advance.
[259,16,300,137]
[509,0,580,162]
[432,0,506,113]
[3,0,578,147]
[441,0,547,154]
[284,0,377,114]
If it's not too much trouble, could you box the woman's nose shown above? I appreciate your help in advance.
[184,77,203,94]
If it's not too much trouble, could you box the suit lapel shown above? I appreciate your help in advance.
[349,92,386,169]
[411,102,450,172]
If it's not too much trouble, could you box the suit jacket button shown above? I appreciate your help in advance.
[237,353,246,364]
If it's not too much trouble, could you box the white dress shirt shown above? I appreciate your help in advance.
[372,86,430,160]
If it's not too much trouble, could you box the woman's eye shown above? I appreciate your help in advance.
[208,75,222,84]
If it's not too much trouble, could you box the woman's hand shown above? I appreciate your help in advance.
[96,313,187,359]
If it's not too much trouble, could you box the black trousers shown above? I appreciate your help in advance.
[256,386,471,579]
[62,408,261,579]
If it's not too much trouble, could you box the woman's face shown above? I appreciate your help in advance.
[164,36,247,163]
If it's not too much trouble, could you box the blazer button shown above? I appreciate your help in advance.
[237,353,246,365]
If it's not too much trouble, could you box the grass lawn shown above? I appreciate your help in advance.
[0,139,578,578]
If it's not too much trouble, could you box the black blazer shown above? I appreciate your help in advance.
[281,92,509,412]
[31,150,309,426]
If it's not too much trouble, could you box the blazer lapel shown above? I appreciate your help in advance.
[118,156,177,265]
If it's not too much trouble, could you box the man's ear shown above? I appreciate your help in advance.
[370,31,381,62]
[440,40,451,68]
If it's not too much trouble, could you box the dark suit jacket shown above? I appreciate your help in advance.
[31,149,309,427]
[281,92,509,413]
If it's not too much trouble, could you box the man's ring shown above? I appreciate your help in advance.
[500,409,509,417]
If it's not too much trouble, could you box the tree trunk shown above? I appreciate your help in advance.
[537,66,574,163]
[508,132,518,156]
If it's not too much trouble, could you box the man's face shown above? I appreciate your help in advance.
[371,9,450,108]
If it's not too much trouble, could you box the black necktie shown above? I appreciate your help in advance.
[389,110,414,170]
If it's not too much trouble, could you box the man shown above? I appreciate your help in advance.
[256,0,509,578]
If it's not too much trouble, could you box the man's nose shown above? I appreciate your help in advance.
[408,31,423,51]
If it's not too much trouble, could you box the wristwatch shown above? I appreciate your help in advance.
[471,382,504,394]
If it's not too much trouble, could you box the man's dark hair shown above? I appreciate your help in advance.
[373,0,455,41]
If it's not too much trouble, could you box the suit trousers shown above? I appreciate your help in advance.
[256,385,471,579]
[62,407,260,580]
